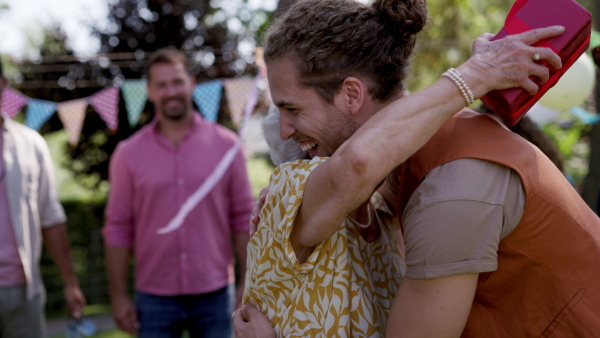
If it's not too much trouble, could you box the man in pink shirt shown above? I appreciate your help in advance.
[103,48,254,337]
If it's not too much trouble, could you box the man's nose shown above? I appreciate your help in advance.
[165,84,178,97]
[279,113,296,141]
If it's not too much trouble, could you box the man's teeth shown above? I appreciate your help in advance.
[301,142,317,151]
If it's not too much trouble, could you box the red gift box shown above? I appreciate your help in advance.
[480,0,592,127]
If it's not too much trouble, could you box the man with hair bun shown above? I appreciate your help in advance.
[235,0,600,337]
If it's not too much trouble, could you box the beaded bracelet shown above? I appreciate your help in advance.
[442,68,475,106]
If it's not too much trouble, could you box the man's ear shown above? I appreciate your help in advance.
[339,77,367,115]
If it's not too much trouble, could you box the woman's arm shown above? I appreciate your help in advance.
[291,25,565,249]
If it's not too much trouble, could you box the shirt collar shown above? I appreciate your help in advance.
[150,110,204,135]
[150,111,204,149]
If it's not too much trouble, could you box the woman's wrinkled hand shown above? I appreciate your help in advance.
[232,304,276,338]
[461,25,565,97]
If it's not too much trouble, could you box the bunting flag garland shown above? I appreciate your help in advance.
[254,47,271,105]
[570,106,600,124]
[193,80,223,123]
[5,73,267,142]
[25,99,57,130]
[89,86,120,131]
[57,99,88,146]
[224,78,253,127]
[239,72,262,136]
[1,87,28,118]
[121,80,147,127]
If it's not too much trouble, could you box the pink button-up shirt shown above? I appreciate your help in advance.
[103,113,253,296]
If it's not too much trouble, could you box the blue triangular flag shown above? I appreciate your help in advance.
[570,106,600,125]
[25,99,57,130]
[193,80,223,123]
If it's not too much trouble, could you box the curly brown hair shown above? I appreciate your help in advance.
[264,0,427,104]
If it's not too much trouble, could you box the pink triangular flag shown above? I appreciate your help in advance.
[1,87,29,118]
[224,78,253,127]
[89,86,119,130]
[57,99,88,146]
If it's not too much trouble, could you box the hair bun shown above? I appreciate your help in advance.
[373,0,427,40]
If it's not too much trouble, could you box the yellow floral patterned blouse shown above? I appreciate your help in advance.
[243,157,405,338]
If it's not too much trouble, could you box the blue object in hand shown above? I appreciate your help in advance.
[66,317,97,337]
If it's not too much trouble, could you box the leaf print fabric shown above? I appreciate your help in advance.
[244,157,405,338]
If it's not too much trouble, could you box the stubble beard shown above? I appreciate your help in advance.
[325,112,359,156]
[160,97,189,121]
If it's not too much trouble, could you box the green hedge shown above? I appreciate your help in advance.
[42,199,111,317]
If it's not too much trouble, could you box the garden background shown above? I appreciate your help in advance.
[0,0,597,336]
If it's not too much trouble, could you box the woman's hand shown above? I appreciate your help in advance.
[232,304,276,338]
[461,25,565,98]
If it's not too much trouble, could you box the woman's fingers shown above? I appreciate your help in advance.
[466,25,565,95]
[517,25,565,46]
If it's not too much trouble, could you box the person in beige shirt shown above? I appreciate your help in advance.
[0,60,85,338]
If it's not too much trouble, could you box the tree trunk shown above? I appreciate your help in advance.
[582,70,600,214]
[581,0,600,214]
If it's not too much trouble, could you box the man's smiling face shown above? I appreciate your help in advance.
[267,56,357,158]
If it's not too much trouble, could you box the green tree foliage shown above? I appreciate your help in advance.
[12,0,270,188]
[407,0,512,91]
[91,0,263,81]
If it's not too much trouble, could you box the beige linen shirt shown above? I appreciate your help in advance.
[2,117,66,299]
[402,158,526,279]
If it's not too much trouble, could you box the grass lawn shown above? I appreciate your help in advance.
[246,155,274,198]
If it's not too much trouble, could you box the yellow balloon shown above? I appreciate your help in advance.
[539,53,595,111]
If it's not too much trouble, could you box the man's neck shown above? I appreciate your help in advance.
[157,111,194,148]
[363,91,407,125]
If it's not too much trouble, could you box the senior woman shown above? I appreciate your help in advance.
[244,105,406,337]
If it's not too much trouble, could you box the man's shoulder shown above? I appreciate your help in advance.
[202,121,240,144]
[4,118,47,148]
[114,124,154,154]
[420,158,519,206]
